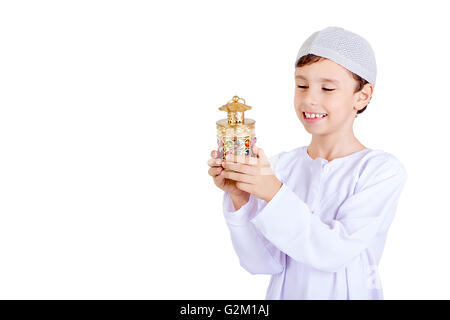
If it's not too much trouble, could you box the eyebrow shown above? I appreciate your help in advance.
[295,75,340,85]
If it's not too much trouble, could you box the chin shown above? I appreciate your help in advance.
[304,127,325,135]
[300,119,329,135]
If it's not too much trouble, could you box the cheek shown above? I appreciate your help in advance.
[293,95,301,109]
[323,95,349,115]
[293,93,301,105]
[294,100,303,118]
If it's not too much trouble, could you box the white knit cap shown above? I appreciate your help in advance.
[295,26,377,87]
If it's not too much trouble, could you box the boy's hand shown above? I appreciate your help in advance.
[207,149,250,199]
[222,145,283,203]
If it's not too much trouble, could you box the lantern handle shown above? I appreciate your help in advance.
[229,95,246,105]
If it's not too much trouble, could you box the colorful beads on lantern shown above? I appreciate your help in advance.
[216,135,257,159]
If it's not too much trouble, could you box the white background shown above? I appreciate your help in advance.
[0,0,448,299]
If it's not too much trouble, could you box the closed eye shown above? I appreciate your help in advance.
[297,85,335,91]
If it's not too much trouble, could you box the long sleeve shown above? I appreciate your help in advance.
[222,154,285,275]
[250,157,408,273]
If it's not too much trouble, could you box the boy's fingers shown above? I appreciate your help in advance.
[225,154,258,165]
[208,166,222,177]
[207,158,224,167]
[256,146,270,165]
[211,150,218,158]
[213,171,224,182]
[224,161,259,176]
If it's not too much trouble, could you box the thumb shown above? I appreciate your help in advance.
[253,145,270,165]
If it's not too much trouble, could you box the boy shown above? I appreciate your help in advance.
[207,26,407,299]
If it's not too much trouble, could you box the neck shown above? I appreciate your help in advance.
[308,128,366,161]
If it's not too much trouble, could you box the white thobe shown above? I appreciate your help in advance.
[223,146,407,299]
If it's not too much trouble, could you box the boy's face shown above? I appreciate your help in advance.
[294,58,367,136]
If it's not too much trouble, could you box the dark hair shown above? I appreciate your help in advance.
[296,54,370,114]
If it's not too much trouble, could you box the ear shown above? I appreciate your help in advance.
[354,83,374,112]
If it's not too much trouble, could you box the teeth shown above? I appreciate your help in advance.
[304,112,327,119]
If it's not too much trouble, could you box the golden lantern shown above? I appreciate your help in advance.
[216,95,257,160]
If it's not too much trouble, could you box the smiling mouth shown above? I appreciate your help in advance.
[302,112,328,120]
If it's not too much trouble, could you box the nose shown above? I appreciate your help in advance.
[301,89,319,108]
